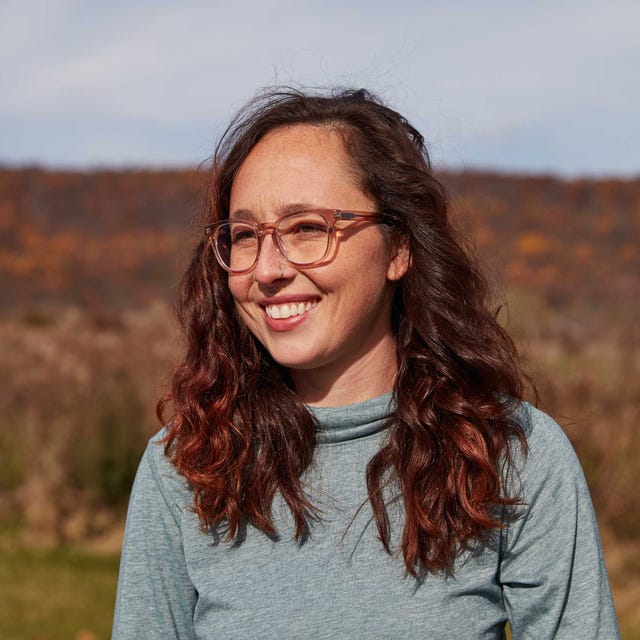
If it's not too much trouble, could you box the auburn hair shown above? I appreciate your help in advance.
[158,88,530,575]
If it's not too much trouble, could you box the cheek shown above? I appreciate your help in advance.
[228,276,257,335]
[227,278,256,327]
[227,275,248,304]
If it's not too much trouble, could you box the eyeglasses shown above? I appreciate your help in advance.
[205,209,389,274]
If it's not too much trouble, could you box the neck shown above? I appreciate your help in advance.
[290,335,398,407]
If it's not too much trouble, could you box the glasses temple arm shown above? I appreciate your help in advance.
[335,211,392,224]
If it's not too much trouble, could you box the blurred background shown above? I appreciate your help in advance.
[1,1,638,638]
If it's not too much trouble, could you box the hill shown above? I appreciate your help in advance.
[1,167,638,315]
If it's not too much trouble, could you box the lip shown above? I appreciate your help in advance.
[258,295,320,332]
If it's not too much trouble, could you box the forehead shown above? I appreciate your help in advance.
[250,124,348,162]
[229,124,367,216]
[237,125,351,181]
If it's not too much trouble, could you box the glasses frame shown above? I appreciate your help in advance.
[204,208,390,275]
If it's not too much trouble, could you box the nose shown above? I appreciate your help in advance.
[252,232,289,284]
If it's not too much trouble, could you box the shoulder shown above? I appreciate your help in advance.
[504,401,595,524]
[502,400,593,515]
[132,427,194,519]
[509,401,582,476]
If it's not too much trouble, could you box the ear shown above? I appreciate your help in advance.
[386,238,411,282]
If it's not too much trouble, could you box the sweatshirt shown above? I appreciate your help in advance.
[112,395,620,639]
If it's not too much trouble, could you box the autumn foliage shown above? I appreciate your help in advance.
[0,167,638,313]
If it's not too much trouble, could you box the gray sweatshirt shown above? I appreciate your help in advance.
[112,396,620,639]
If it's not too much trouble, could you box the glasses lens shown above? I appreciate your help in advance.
[214,221,258,272]
[277,212,330,266]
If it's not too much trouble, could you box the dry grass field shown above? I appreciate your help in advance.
[0,296,638,637]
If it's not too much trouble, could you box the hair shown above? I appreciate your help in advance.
[158,87,531,575]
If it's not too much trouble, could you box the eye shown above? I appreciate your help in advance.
[290,221,327,237]
[229,225,256,245]
[281,213,329,239]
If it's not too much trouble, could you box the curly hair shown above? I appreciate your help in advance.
[158,87,530,575]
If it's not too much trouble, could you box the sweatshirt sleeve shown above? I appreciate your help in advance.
[112,435,197,640]
[500,404,620,639]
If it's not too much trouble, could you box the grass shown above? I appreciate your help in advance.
[0,537,638,638]
[0,542,119,640]
[622,626,640,640]
[0,298,638,636]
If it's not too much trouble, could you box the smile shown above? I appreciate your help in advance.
[265,301,317,319]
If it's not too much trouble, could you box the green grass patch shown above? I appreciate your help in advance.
[0,545,119,640]
[0,540,637,638]
[621,623,640,640]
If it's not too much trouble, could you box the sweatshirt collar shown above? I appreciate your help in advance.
[308,392,394,444]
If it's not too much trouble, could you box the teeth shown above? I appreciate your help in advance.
[265,301,315,319]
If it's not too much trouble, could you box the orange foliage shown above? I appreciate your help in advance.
[515,232,552,257]
[0,166,638,312]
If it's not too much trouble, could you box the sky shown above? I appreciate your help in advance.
[1,0,638,176]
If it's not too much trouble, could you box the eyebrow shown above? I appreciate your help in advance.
[229,203,321,221]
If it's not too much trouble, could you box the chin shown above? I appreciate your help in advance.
[269,353,320,371]
[264,344,325,371]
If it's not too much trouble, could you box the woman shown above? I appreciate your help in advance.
[112,89,619,639]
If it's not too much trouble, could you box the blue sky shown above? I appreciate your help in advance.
[1,0,638,176]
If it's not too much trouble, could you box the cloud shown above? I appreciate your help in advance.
[1,0,638,174]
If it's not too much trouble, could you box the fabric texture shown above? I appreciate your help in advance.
[112,396,620,639]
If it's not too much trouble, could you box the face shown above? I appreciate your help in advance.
[227,124,408,398]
